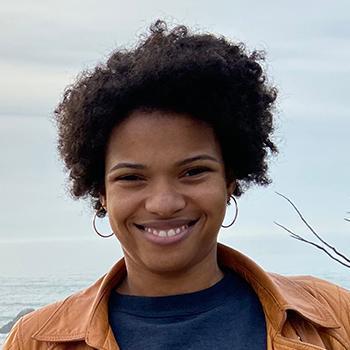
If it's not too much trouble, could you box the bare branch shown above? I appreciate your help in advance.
[274,222,350,269]
[275,192,350,264]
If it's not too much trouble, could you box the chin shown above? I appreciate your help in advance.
[141,252,191,274]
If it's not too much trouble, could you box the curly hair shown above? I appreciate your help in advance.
[54,20,278,216]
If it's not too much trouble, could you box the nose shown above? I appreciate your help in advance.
[145,180,186,217]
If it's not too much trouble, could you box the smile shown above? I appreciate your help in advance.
[134,219,199,241]
[144,225,188,237]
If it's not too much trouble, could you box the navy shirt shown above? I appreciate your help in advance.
[109,271,266,349]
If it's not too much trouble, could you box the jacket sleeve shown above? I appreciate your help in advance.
[3,318,22,350]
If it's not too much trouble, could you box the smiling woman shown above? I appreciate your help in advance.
[4,20,350,350]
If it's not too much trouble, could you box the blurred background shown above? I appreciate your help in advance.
[0,3,349,335]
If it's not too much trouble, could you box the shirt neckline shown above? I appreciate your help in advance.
[109,271,245,318]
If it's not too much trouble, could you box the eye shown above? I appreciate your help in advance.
[184,166,212,177]
[116,174,144,181]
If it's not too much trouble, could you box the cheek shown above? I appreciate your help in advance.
[194,182,228,215]
[105,191,137,231]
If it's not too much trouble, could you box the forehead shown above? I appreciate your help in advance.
[105,110,222,163]
[117,109,211,137]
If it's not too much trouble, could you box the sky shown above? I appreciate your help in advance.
[0,0,349,271]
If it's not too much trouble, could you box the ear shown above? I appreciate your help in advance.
[99,195,107,210]
[226,180,236,198]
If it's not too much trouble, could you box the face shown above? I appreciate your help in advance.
[102,110,234,275]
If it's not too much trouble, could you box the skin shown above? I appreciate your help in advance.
[101,109,235,296]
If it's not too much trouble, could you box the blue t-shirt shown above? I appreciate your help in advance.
[108,271,266,349]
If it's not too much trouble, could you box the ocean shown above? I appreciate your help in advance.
[1,236,349,346]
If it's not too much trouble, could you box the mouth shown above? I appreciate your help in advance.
[134,219,199,238]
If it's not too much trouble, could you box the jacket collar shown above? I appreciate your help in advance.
[32,243,339,347]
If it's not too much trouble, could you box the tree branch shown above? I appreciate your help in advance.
[274,222,350,268]
[275,192,350,267]
[345,212,350,222]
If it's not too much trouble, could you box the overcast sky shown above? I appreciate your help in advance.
[0,0,349,261]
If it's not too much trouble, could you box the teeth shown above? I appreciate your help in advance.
[167,229,176,237]
[140,224,191,237]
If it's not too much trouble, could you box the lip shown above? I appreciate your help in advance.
[134,218,200,246]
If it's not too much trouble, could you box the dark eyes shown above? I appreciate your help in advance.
[183,166,212,177]
[116,174,144,181]
[115,166,212,182]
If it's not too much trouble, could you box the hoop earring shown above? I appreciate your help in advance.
[92,211,114,238]
[221,195,238,228]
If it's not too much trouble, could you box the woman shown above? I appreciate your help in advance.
[4,20,350,350]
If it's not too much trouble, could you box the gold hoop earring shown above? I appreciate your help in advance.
[92,211,114,238]
[221,195,238,228]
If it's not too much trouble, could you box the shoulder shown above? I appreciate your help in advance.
[271,273,350,338]
[285,274,350,307]
[290,275,350,322]
[3,300,65,349]
[3,276,104,350]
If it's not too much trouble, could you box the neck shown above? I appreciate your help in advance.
[117,246,223,296]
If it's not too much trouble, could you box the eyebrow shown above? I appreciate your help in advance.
[175,155,220,167]
[108,163,146,173]
[108,154,220,173]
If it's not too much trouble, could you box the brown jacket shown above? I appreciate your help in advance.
[4,244,350,349]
